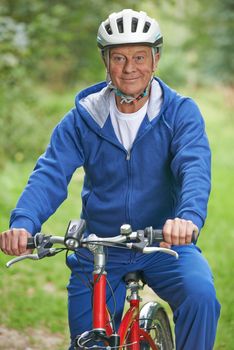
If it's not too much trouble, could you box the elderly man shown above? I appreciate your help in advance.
[0,9,220,350]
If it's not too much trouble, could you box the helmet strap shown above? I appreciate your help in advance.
[108,79,152,104]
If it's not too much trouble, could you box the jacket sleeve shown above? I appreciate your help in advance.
[9,110,85,235]
[170,98,211,231]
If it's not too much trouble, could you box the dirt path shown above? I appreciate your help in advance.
[0,326,67,350]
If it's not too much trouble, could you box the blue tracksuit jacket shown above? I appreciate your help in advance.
[10,77,211,237]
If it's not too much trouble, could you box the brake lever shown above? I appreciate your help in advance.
[6,254,39,268]
[142,246,179,259]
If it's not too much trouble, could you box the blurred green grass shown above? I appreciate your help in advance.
[0,85,233,349]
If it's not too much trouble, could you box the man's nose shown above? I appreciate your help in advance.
[123,59,136,73]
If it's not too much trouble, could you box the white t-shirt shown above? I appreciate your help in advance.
[110,92,148,152]
[110,82,163,153]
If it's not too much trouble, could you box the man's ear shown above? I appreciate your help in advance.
[101,49,109,73]
[153,52,160,72]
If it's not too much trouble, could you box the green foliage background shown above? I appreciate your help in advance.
[0,0,233,349]
[0,0,233,166]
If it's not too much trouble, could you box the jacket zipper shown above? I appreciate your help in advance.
[98,131,132,224]
[126,149,132,225]
[99,125,152,227]
[125,125,152,225]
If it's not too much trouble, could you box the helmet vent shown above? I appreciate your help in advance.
[117,18,124,33]
[143,21,151,33]
[131,17,138,32]
[105,24,113,35]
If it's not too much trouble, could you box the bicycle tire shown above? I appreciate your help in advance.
[139,303,174,350]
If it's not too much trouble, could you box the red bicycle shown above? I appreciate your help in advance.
[6,219,178,349]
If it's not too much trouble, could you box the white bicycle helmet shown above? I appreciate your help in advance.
[97,9,163,50]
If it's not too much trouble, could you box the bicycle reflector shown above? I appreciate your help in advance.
[64,219,86,249]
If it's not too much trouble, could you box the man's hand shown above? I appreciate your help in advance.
[160,218,199,249]
[0,229,33,256]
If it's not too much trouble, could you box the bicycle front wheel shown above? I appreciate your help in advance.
[139,302,174,350]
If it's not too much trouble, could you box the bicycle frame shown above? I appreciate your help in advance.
[87,242,159,349]
[119,297,158,349]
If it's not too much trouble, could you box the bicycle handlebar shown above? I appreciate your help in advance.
[25,222,166,250]
[6,220,188,267]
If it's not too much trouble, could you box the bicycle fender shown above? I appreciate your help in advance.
[139,301,174,343]
[139,301,174,349]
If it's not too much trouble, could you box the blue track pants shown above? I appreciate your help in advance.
[67,244,220,350]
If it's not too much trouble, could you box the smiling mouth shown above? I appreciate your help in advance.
[122,77,140,81]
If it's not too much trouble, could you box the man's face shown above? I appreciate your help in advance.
[109,45,159,98]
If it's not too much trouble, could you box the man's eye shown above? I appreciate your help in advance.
[113,56,125,63]
[135,56,145,63]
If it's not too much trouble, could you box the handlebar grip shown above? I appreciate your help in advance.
[151,229,164,242]
[145,227,198,245]
[191,231,198,244]
[26,237,36,249]
[144,227,163,245]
